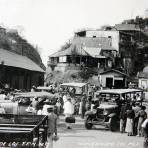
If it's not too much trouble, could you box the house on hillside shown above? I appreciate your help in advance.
[48,37,117,73]
[48,24,142,82]
[74,27,142,76]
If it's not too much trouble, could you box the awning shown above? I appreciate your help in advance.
[0,48,44,72]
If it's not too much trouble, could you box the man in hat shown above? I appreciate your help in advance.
[46,106,58,148]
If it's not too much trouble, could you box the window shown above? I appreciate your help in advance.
[59,56,67,63]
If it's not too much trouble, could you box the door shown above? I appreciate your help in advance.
[114,80,124,89]
[106,77,113,88]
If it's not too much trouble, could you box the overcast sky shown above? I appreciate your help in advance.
[0,0,147,66]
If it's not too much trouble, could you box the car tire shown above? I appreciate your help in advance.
[109,116,118,132]
[85,117,93,129]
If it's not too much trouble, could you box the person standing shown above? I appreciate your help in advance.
[80,95,86,119]
[137,106,147,137]
[120,103,128,133]
[63,97,74,129]
[46,107,58,148]
[133,102,141,135]
[142,119,148,148]
[125,106,135,136]
[32,97,39,112]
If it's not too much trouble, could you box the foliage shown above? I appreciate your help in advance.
[60,40,71,51]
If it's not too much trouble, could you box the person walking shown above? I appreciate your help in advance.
[46,106,58,148]
[63,97,74,129]
[137,106,147,137]
[125,106,135,136]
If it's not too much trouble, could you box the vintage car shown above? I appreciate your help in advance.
[1,91,56,115]
[60,82,88,97]
[85,89,144,131]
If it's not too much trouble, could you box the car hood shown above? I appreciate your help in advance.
[98,103,118,109]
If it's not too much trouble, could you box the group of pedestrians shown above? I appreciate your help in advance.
[120,101,147,137]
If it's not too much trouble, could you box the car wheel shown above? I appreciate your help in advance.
[109,116,118,132]
[85,117,93,129]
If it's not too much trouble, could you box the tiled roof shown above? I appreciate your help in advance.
[0,48,45,72]
[115,24,140,31]
[72,37,113,49]
[49,37,115,58]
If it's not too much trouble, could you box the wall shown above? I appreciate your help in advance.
[139,78,148,90]
[0,65,44,90]
[86,30,120,51]
[99,71,125,88]
[54,63,81,72]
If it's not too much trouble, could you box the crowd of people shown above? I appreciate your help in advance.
[0,84,148,148]
[120,101,147,136]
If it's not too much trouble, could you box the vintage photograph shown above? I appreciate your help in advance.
[0,0,147,147]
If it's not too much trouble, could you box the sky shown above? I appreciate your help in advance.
[0,0,147,66]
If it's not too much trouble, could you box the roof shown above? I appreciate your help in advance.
[49,37,115,58]
[0,49,44,72]
[138,72,148,78]
[49,45,89,57]
[115,24,140,31]
[96,89,143,95]
[138,65,148,78]
[83,47,106,58]
[60,82,88,88]
[72,37,113,49]
[99,69,128,76]
[37,86,52,90]
[15,91,56,98]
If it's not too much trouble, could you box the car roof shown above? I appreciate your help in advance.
[96,89,143,95]
[14,91,56,98]
[60,82,88,88]
[37,86,51,90]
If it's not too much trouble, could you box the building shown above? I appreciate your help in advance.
[99,69,128,89]
[48,37,117,73]
[138,65,148,90]
[0,48,45,90]
[0,27,45,90]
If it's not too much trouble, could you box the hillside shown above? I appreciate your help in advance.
[0,27,45,70]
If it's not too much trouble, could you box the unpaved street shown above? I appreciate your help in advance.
[54,117,144,148]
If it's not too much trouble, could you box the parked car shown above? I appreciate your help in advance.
[60,82,88,97]
[85,89,144,131]
[1,91,56,115]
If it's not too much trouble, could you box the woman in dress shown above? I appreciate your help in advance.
[137,106,147,137]
[125,105,135,136]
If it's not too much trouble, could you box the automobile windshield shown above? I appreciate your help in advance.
[99,93,120,103]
